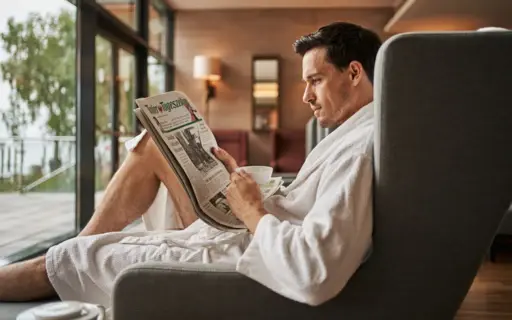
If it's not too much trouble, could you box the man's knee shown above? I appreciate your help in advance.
[132,133,167,167]
[46,235,106,284]
[46,237,80,273]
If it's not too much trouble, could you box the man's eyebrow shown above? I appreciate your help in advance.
[303,72,321,81]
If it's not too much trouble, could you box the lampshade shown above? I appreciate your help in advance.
[477,27,508,32]
[193,55,221,81]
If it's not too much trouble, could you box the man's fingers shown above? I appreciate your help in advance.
[212,146,223,159]
[212,146,223,155]
[231,170,254,181]
[238,170,252,180]
[230,172,242,183]
[212,147,238,173]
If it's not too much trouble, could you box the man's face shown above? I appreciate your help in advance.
[302,47,354,128]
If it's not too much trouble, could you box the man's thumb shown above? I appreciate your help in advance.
[212,146,224,156]
[212,147,228,162]
[212,147,237,172]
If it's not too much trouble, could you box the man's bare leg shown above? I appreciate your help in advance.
[0,256,53,301]
[80,132,197,236]
[0,133,197,301]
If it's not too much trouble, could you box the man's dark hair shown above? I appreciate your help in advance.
[293,22,382,83]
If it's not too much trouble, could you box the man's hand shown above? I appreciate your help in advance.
[226,170,267,233]
[212,147,238,173]
[212,147,266,233]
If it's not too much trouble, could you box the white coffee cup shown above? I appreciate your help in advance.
[236,166,273,185]
[17,301,105,320]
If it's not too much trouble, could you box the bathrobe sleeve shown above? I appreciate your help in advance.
[236,154,373,306]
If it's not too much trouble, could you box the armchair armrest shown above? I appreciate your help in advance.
[112,262,318,320]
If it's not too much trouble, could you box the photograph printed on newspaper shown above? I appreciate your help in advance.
[134,91,283,231]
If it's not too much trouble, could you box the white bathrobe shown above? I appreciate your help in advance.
[45,102,374,309]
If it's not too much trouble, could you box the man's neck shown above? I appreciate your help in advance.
[359,96,374,108]
[331,97,373,129]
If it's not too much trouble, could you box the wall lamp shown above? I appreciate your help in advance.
[193,55,221,122]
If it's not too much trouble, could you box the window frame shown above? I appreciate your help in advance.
[4,0,175,264]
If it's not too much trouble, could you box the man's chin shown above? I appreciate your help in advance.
[316,116,333,128]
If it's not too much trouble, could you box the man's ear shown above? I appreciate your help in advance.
[348,61,364,86]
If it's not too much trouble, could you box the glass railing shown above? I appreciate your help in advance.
[0,135,143,262]
[0,136,77,261]
[0,136,76,193]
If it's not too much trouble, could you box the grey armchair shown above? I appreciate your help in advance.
[490,207,512,261]
[497,211,512,235]
[112,31,512,320]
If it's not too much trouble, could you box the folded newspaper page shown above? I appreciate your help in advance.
[134,91,283,231]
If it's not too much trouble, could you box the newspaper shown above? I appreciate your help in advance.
[134,91,283,231]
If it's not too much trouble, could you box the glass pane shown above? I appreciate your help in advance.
[0,0,77,261]
[118,49,135,165]
[253,60,279,106]
[96,0,137,31]
[148,55,166,96]
[95,36,113,193]
[149,0,167,56]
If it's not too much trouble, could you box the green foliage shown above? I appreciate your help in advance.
[1,93,30,137]
[95,35,112,140]
[0,9,76,138]
[0,9,76,179]
[0,9,156,193]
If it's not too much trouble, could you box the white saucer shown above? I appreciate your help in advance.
[17,301,103,320]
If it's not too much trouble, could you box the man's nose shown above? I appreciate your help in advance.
[303,85,315,104]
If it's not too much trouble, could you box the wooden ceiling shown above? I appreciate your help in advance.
[164,0,510,33]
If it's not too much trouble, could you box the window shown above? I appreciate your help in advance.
[118,49,135,164]
[0,0,77,262]
[148,55,166,96]
[95,36,114,192]
[0,0,174,265]
[96,0,137,30]
[149,0,167,56]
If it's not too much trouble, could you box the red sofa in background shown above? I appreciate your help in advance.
[212,130,248,166]
[270,129,306,173]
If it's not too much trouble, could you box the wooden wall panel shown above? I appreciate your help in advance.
[174,8,393,164]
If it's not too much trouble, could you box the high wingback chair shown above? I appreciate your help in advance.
[110,31,512,320]
[111,31,512,319]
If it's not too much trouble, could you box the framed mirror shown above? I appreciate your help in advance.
[252,56,280,131]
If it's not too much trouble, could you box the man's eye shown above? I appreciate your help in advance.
[312,78,321,85]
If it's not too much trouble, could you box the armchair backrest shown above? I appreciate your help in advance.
[331,31,512,319]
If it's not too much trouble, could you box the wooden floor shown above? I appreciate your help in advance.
[455,254,512,319]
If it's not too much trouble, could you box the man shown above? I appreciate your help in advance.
[0,22,381,308]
